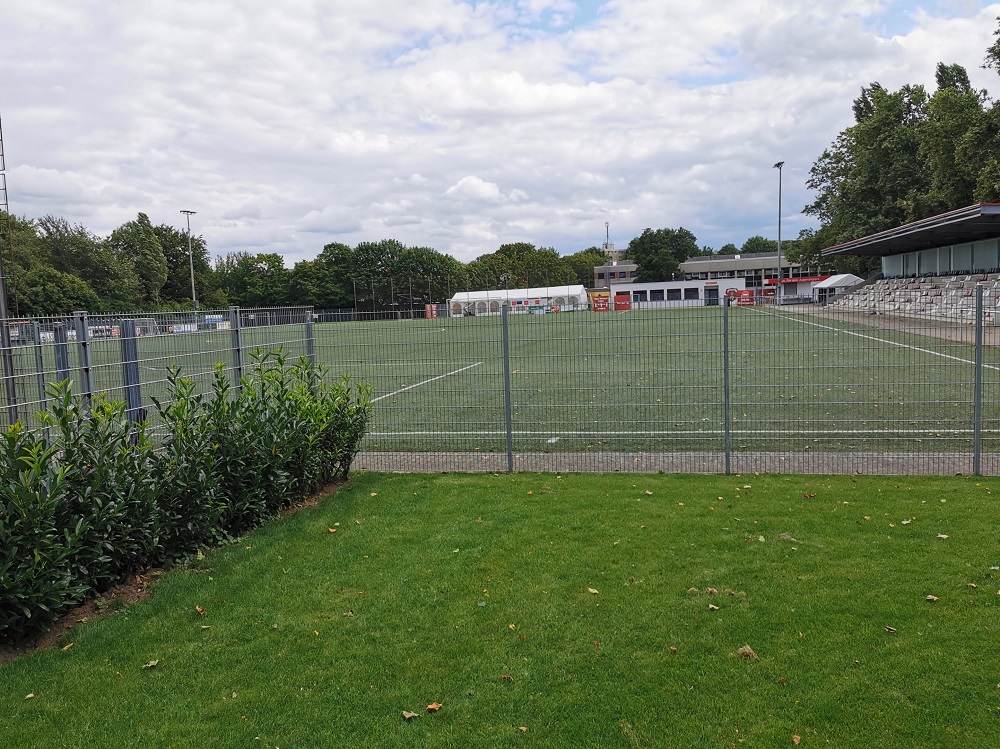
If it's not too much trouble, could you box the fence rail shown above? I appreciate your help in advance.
[2,294,999,475]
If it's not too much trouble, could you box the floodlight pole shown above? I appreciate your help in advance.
[773,161,784,305]
[180,210,198,311]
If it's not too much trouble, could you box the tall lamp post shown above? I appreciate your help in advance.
[773,161,784,304]
[180,210,198,311]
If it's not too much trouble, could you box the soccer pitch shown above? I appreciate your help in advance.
[312,305,1000,457]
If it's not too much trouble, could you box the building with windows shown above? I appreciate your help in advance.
[679,252,831,300]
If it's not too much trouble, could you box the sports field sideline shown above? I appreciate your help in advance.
[309,304,1000,461]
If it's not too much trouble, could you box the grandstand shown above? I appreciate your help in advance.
[827,273,1000,322]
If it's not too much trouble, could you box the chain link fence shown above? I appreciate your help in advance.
[2,294,998,475]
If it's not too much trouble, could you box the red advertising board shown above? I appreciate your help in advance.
[614,294,631,311]
[735,289,755,306]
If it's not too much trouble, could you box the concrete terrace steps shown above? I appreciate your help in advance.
[828,273,1000,322]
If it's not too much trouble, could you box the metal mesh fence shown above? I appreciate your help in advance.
[4,293,1000,475]
[0,306,312,432]
[322,291,1000,475]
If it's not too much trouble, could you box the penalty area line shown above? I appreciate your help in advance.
[372,362,484,403]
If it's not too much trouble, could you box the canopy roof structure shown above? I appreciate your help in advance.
[822,204,1000,258]
[449,285,586,303]
[812,273,863,289]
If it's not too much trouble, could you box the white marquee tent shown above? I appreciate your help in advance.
[448,285,588,316]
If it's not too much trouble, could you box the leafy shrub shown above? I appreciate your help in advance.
[0,356,371,642]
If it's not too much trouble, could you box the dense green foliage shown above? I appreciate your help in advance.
[0,355,371,642]
[794,23,1000,274]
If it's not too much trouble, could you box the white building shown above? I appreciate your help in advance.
[448,285,589,316]
[609,278,745,308]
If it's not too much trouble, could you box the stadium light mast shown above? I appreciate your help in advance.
[180,210,198,310]
[773,161,784,304]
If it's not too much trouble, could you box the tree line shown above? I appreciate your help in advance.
[0,211,789,315]
[788,19,1000,275]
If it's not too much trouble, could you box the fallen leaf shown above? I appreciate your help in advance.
[708,604,720,611]
[594,641,600,647]
[937,534,949,540]
[967,583,978,589]
[793,735,801,745]
[884,626,897,633]
[195,605,205,617]
[778,533,794,541]
[863,516,871,520]
[802,493,816,499]
[669,646,678,654]
[327,528,337,533]
[501,675,515,683]
[676,502,684,506]
[142,660,159,669]
[736,645,758,660]
[509,623,516,630]
[587,588,600,595]
[519,634,525,640]
[901,519,911,525]
[370,492,377,496]
[926,595,939,602]
[61,642,74,651]
[526,491,533,495]
[24,694,34,700]
[777,677,787,685]
[426,702,443,712]
[402,710,419,720]
[518,726,528,732]
[706,587,718,595]
[314,630,320,636]
[644,490,653,495]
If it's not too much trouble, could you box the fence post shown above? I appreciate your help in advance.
[501,302,514,474]
[723,296,732,475]
[32,321,46,414]
[229,305,244,384]
[973,285,984,476]
[306,310,316,368]
[53,322,70,383]
[0,320,16,425]
[120,319,143,423]
[73,311,94,409]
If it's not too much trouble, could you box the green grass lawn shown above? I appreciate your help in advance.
[3,472,998,748]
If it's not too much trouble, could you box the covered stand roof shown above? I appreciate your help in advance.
[813,273,863,289]
[822,203,1000,258]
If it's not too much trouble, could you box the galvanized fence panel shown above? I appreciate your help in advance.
[4,292,1000,476]
[0,306,312,432]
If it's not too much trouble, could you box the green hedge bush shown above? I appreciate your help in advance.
[0,353,370,642]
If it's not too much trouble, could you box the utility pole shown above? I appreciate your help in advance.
[773,161,784,304]
[180,210,198,310]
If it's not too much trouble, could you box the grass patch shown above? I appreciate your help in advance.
[2,472,998,748]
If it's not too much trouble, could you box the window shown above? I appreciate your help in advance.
[633,290,648,302]
[597,272,605,279]
[619,271,627,278]
[629,271,637,277]
[650,289,665,301]
[684,288,699,300]
[667,289,681,301]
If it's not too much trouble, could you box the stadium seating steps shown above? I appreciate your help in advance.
[827,272,1000,322]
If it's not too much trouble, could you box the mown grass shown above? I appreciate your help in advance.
[2,472,998,748]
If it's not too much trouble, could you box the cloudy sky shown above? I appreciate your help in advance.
[2,0,999,266]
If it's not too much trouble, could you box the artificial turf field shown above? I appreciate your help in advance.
[4,304,1000,458]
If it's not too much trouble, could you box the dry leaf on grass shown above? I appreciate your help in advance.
[884,626,897,633]
[195,605,205,617]
[792,735,801,745]
[588,588,600,595]
[669,646,678,654]
[778,533,795,541]
[501,675,515,683]
[736,645,758,660]
[706,587,718,595]
[937,534,949,540]
[708,604,720,611]
[426,702,443,712]
[24,694,35,700]
[142,660,159,669]
[402,710,419,720]
[967,583,978,589]
[518,726,528,733]
[926,595,939,602]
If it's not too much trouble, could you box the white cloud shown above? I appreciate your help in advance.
[2,0,1000,265]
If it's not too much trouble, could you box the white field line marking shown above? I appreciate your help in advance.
[372,362,483,403]
[756,308,1000,372]
[369,428,995,436]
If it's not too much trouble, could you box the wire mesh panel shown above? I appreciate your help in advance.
[0,307,312,432]
[318,311,508,472]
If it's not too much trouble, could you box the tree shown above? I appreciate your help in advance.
[152,224,221,309]
[564,246,607,288]
[740,236,778,254]
[624,227,700,282]
[106,213,167,307]
[16,266,100,316]
[718,243,738,255]
[215,252,289,307]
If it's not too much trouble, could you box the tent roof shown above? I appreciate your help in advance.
[813,273,863,289]
[449,285,586,303]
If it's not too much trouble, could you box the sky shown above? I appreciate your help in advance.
[2,0,1000,266]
